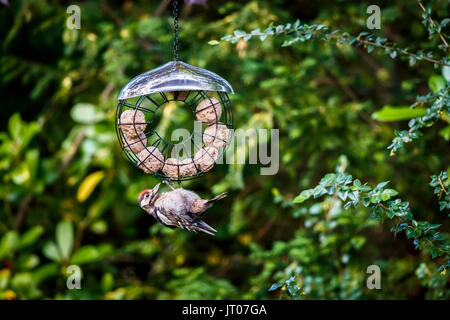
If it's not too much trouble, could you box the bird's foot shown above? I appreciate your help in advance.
[162,179,176,191]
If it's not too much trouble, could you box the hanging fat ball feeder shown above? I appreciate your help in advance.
[116,60,234,182]
[115,2,234,183]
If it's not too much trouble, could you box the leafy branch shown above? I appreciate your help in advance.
[430,171,450,213]
[268,276,304,299]
[211,20,450,67]
[388,85,450,154]
[418,0,449,51]
[293,172,450,272]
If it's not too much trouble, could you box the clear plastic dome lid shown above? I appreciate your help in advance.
[118,60,234,100]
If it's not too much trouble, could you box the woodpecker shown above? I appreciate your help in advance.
[138,183,227,236]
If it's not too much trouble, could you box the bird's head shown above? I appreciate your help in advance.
[138,183,160,208]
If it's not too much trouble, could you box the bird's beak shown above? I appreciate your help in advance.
[152,183,161,193]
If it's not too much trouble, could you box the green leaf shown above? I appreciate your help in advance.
[70,103,105,124]
[293,190,312,203]
[32,263,59,286]
[441,18,450,27]
[362,197,371,207]
[431,247,442,259]
[43,242,62,262]
[443,65,450,82]
[90,220,108,234]
[293,195,307,203]
[25,149,39,182]
[18,254,40,270]
[428,75,446,93]
[381,192,391,201]
[101,273,114,293]
[268,283,283,291]
[338,190,348,201]
[56,221,73,260]
[320,173,336,186]
[8,113,22,140]
[405,228,421,239]
[11,162,31,185]
[208,40,219,46]
[381,189,398,201]
[19,226,44,249]
[70,245,100,265]
[376,181,389,189]
[386,209,396,219]
[372,106,427,122]
[0,231,19,260]
[439,126,450,141]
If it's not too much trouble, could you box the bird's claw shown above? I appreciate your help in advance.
[162,179,176,191]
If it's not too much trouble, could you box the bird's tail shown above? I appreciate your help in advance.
[193,220,217,236]
[207,192,227,204]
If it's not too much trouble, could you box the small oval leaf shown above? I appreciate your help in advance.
[77,171,105,202]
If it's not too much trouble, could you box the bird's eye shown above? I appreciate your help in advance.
[145,194,149,198]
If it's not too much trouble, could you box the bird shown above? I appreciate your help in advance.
[138,183,227,236]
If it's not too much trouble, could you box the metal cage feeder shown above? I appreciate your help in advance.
[115,60,234,182]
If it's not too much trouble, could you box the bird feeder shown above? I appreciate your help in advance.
[115,60,234,182]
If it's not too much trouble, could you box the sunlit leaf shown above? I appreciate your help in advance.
[77,171,105,202]
[42,242,61,263]
[56,221,73,260]
[372,106,427,122]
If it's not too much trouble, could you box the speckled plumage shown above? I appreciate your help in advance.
[138,183,227,236]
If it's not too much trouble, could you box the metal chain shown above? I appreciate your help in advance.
[172,0,179,61]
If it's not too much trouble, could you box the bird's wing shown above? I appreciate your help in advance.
[154,205,216,235]
[153,206,182,228]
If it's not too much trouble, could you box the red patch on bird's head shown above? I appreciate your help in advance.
[138,189,150,203]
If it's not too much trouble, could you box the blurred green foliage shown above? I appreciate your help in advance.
[0,0,449,300]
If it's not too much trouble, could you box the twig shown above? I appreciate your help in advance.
[225,27,450,67]
[58,132,86,175]
[417,1,449,49]
[100,83,115,102]
[255,218,275,240]
[74,219,89,251]
[155,0,171,17]
[438,176,448,198]
[14,194,33,230]
[377,203,390,211]
[325,70,359,101]
[100,0,123,26]
[356,38,448,66]
[3,193,15,227]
